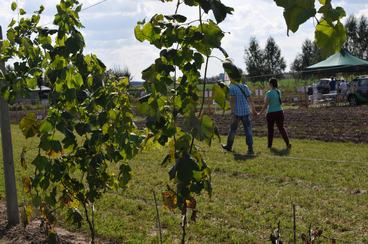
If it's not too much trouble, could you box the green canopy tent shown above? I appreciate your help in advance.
[303,49,368,74]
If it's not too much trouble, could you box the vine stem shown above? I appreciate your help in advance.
[175,0,181,14]
[82,201,95,244]
[181,206,187,244]
[198,56,209,118]
[190,6,208,153]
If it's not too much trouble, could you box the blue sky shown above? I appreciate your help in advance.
[1,0,368,80]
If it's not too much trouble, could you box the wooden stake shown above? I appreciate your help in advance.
[0,25,20,226]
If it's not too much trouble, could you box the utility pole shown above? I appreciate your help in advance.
[0,25,20,226]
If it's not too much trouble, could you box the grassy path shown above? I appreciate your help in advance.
[0,126,367,243]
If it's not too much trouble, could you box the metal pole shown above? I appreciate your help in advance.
[0,25,20,226]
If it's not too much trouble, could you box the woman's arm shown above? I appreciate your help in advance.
[258,95,269,115]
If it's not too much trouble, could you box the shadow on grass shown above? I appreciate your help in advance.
[270,147,290,156]
[233,152,259,161]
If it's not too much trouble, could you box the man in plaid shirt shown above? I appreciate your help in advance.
[222,79,257,155]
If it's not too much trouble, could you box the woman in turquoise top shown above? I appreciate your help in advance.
[258,78,291,149]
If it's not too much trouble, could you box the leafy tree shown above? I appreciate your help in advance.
[244,37,264,81]
[344,15,359,56]
[244,37,286,81]
[109,65,132,80]
[263,37,286,78]
[345,15,368,59]
[291,39,322,72]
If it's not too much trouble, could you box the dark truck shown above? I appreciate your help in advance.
[347,76,368,106]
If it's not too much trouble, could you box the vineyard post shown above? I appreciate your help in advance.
[152,190,163,244]
[293,204,296,244]
[304,79,309,108]
[0,25,20,226]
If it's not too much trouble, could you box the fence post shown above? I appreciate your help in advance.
[0,25,20,226]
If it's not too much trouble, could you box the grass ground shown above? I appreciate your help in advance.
[0,126,367,243]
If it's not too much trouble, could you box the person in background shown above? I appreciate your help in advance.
[339,79,348,95]
[222,77,257,156]
[329,77,337,92]
[257,78,291,149]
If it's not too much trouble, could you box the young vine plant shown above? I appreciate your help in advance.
[134,0,243,242]
[1,0,143,243]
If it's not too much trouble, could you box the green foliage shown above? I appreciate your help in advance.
[1,0,143,242]
[274,0,346,56]
[315,19,346,55]
[263,37,286,77]
[244,37,264,81]
[291,39,322,72]
[275,0,316,33]
[212,83,229,110]
[344,15,368,59]
[244,37,286,80]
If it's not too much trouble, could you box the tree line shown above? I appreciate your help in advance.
[243,14,368,80]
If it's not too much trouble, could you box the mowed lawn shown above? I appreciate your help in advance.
[0,125,368,243]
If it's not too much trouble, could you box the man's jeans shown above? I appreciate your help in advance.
[225,114,253,151]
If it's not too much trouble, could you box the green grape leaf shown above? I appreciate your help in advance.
[66,208,83,228]
[26,77,37,89]
[202,20,224,48]
[165,14,187,23]
[19,8,26,15]
[318,4,346,23]
[31,155,49,171]
[209,0,234,24]
[176,154,198,184]
[11,2,17,11]
[19,113,40,138]
[274,0,316,34]
[39,120,53,133]
[134,24,145,42]
[119,164,132,188]
[212,83,229,110]
[199,115,216,145]
[315,19,346,56]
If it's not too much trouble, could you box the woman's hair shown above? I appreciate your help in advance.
[269,78,278,88]
[269,78,282,104]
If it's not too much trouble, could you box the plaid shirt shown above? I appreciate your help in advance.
[229,83,252,116]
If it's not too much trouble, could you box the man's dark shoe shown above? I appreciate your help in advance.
[246,149,255,156]
[222,144,232,152]
[287,144,292,150]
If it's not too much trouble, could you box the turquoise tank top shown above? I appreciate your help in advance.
[266,89,283,113]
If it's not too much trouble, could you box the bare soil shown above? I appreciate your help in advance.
[137,106,368,143]
[0,203,92,244]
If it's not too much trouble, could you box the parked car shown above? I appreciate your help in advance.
[316,78,331,94]
[347,77,368,106]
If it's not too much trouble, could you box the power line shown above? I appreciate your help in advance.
[40,0,110,27]
[81,0,109,12]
